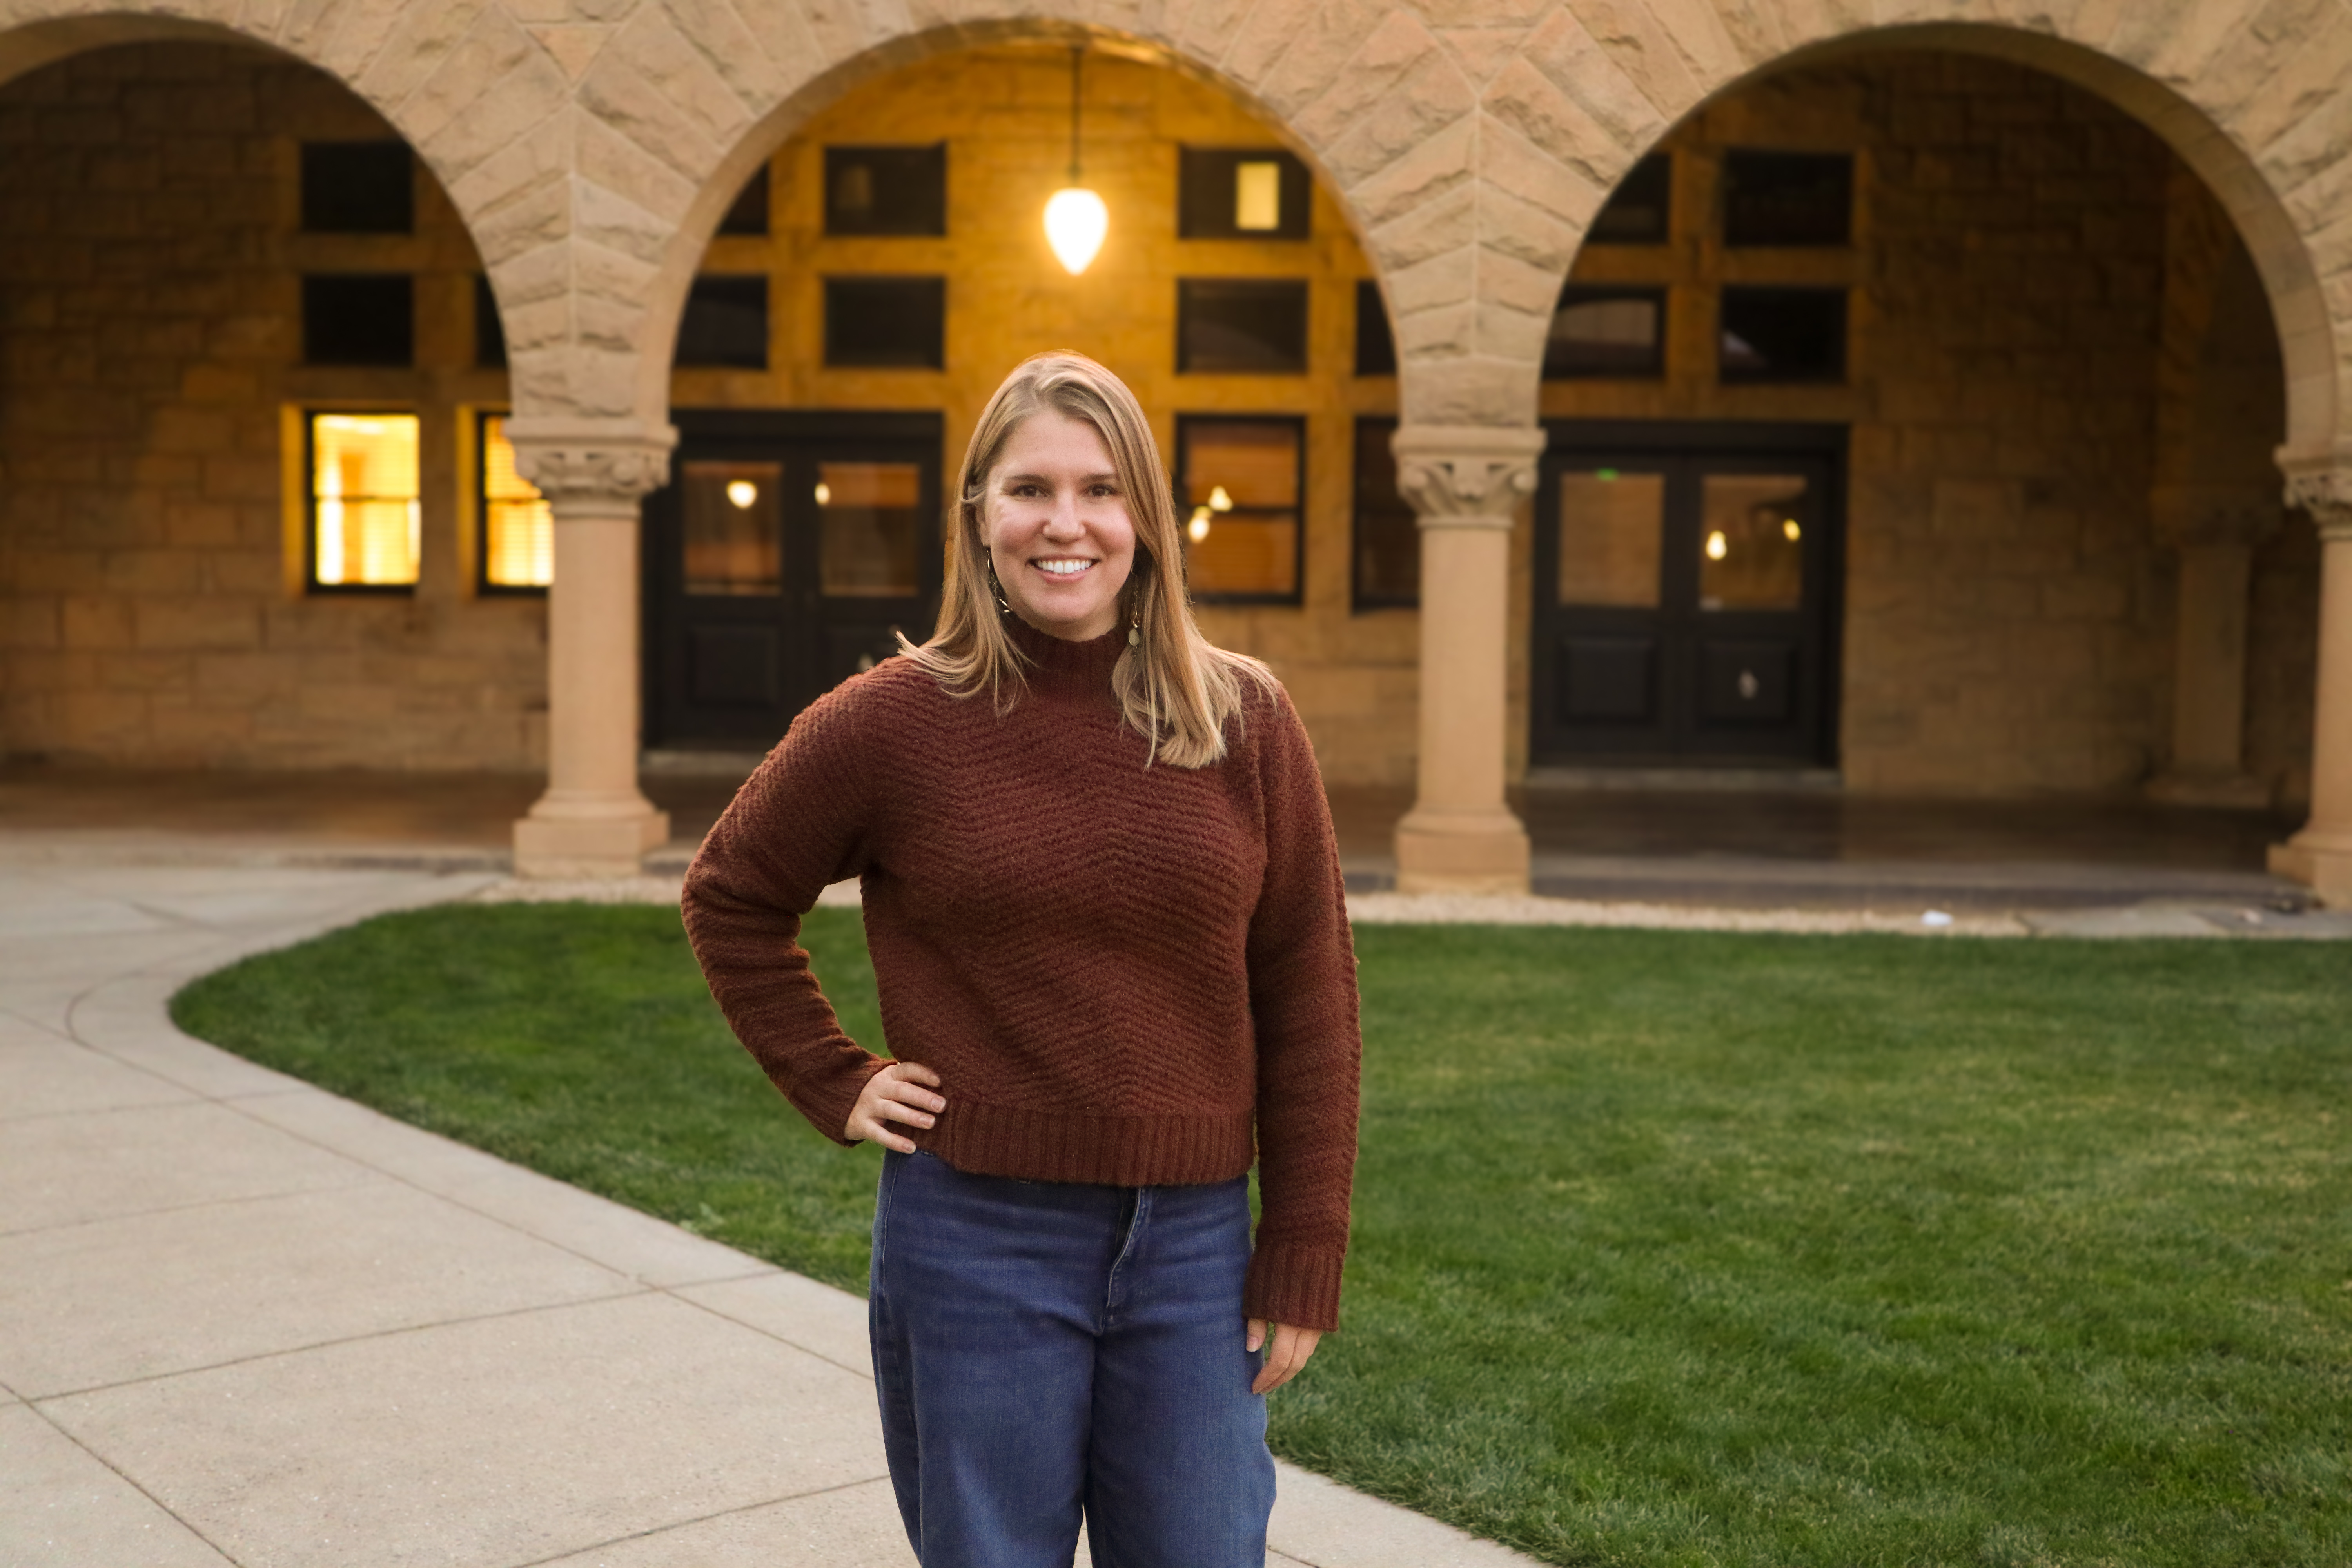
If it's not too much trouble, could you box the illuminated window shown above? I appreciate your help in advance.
[479,413,552,592]
[307,412,420,591]
[1176,416,1303,604]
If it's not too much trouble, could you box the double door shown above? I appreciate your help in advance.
[1532,423,1844,766]
[645,410,943,748]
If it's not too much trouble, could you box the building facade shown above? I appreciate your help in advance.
[0,0,2347,901]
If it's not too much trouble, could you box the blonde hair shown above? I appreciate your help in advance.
[896,352,1273,767]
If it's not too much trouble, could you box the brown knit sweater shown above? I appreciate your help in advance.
[680,620,1362,1331]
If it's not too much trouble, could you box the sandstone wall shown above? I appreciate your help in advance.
[0,42,537,771]
[1543,51,2316,799]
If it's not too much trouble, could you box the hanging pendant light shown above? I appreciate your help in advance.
[1044,45,1107,275]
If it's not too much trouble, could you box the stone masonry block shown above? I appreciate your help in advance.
[1367,183,1474,270]
[421,49,575,187]
[1290,9,1443,153]
[608,6,759,150]
[579,49,723,187]
[472,177,573,269]
[1559,0,1706,120]
[1474,298,1551,362]
[1343,112,1476,229]
[1394,300,1474,357]
[577,111,698,227]
[1319,51,1477,189]
[397,7,544,156]
[354,0,496,114]
[1481,245,1568,316]
[133,599,260,652]
[1476,110,1606,227]
[1398,351,1538,425]
[575,178,676,274]
[659,0,801,113]
[1484,56,1632,190]
[1932,479,2027,541]
[1250,0,1396,118]
[1383,244,1476,314]
[448,109,571,224]
[1519,6,1668,152]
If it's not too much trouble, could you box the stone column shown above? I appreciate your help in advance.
[2146,483,2279,809]
[506,418,678,879]
[1391,424,1545,896]
[2269,462,2352,905]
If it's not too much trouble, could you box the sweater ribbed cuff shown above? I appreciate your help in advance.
[789,1056,891,1148]
[1243,1243,1345,1334]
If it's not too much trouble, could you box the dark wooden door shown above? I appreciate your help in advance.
[1531,423,1844,766]
[645,410,942,748]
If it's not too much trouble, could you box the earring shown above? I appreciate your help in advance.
[1128,599,1141,648]
[984,552,1011,616]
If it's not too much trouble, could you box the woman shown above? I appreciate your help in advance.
[681,351,1361,1568]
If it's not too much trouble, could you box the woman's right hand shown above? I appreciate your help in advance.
[845,1062,946,1153]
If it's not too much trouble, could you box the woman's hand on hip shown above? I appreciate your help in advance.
[1246,1319,1322,1395]
[845,1062,945,1153]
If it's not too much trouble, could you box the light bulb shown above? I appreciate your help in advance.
[1208,485,1234,512]
[1782,518,1801,541]
[726,480,757,509]
[1187,507,1212,543]
[815,482,832,506]
[1705,530,1728,561]
[1044,187,1108,275]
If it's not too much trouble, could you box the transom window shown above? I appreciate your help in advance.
[307,412,420,591]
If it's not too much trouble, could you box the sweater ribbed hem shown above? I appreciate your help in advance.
[916,1100,1255,1189]
[1243,1243,1345,1334]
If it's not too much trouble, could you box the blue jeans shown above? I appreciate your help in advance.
[869,1149,1276,1568]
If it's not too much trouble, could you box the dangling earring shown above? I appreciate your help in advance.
[1128,593,1141,647]
[984,550,1011,616]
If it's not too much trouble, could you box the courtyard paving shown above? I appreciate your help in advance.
[0,855,1539,1568]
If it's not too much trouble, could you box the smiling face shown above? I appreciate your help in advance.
[980,408,1138,642]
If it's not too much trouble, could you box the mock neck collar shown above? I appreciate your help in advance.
[1005,613,1126,701]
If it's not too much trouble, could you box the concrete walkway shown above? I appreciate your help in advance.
[0,859,1537,1568]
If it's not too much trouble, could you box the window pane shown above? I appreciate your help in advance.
[1588,154,1670,244]
[481,415,551,589]
[1178,149,1310,240]
[1354,280,1396,377]
[300,142,412,234]
[1699,474,1806,612]
[683,461,782,596]
[1544,288,1664,379]
[824,145,947,236]
[1352,419,1416,608]
[303,274,413,367]
[818,461,921,597]
[311,413,420,588]
[717,164,769,236]
[824,276,945,368]
[1557,469,1662,608]
[1177,279,1308,373]
[1181,418,1301,599]
[1720,287,1846,383]
[677,276,768,369]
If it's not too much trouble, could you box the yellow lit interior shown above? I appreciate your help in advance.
[483,415,553,588]
[311,413,421,587]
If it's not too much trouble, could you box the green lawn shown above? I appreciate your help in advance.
[173,906,2352,1567]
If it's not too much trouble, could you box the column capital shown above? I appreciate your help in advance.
[2275,446,2352,542]
[1392,424,1546,531]
[505,417,679,513]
